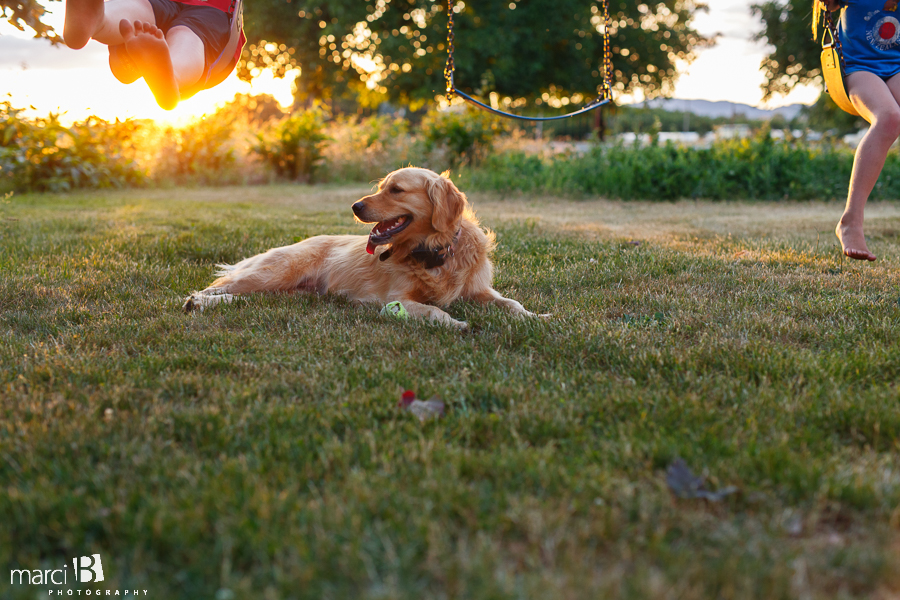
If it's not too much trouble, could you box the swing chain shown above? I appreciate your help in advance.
[444,0,456,98]
[602,0,612,100]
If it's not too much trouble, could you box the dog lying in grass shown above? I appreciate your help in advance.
[183,167,546,329]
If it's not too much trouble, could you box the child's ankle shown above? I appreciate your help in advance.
[839,213,864,227]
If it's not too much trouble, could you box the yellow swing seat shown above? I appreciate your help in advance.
[820,10,860,117]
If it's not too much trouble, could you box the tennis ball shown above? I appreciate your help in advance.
[381,301,409,320]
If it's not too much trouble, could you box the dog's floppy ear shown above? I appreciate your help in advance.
[427,171,465,234]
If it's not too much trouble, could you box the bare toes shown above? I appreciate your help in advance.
[119,18,134,40]
[844,248,876,261]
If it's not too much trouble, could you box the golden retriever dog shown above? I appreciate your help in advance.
[183,167,545,328]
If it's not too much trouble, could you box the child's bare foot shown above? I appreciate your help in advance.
[120,19,180,110]
[64,0,105,49]
[836,219,876,261]
[108,45,141,84]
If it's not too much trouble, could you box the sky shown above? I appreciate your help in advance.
[0,0,821,125]
[669,1,819,107]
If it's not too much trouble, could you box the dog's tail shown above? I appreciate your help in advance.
[214,263,236,277]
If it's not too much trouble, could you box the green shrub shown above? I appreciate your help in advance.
[420,107,509,166]
[323,114,413,182]
[467,131,873,201]
[253,108,329,182]
[217,92,286,127]
[0,102,146,193]
[153,111,239,186]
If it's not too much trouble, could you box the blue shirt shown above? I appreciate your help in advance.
[839,0,900,78]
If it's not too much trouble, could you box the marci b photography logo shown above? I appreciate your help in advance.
[9,554,101,586]
[10,554,149,596]
[74,554,104,583]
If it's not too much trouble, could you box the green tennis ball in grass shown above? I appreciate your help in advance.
[381,301,409,320]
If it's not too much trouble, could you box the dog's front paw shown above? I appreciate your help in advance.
[452,319,469,331]
[182,290,234,313]
[183,294,201,313]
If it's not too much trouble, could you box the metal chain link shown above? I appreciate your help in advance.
[601,0,612,100]
[444,0,456,98]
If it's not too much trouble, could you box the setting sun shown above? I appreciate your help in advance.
[1,10,298,125]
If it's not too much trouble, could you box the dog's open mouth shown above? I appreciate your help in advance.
[366,215,412,254]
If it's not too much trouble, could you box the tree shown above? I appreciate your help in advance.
[1,0,61,43]
[752,0,821,100]
[7,0,711,110]
[242,0,711,109]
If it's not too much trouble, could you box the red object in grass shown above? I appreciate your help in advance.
[397,389,445,421]
[399,390,416,407]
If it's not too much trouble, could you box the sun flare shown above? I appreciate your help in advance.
[2,19,299,126]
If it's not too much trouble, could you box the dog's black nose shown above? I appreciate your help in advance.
[351,201,366,217]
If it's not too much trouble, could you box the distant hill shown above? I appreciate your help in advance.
[626,98,808,121]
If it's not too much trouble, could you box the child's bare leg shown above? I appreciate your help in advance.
[64,0,154,49]
[119,21,204,110]
[166,26,205,90]
[840,72,900,261]
[63,0,104,48]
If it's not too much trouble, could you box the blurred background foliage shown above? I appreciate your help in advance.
[752,0,821,101]
[253,105,330,182]
[0,95,878,202]
[0,0,60,43]
[0,101,145,192]
[241,0,710,110]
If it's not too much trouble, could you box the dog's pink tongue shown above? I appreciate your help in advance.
[366,238,376,254]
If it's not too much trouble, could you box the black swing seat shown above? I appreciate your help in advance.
[450,88,611,122]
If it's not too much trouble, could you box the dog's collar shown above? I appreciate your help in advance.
[379,227,462,269]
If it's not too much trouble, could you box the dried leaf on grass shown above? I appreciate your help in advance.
[666,458,738,502]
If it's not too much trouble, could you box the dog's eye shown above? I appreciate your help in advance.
[389,186,403,194]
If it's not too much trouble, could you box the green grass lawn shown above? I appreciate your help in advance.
[3,185,900,599]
